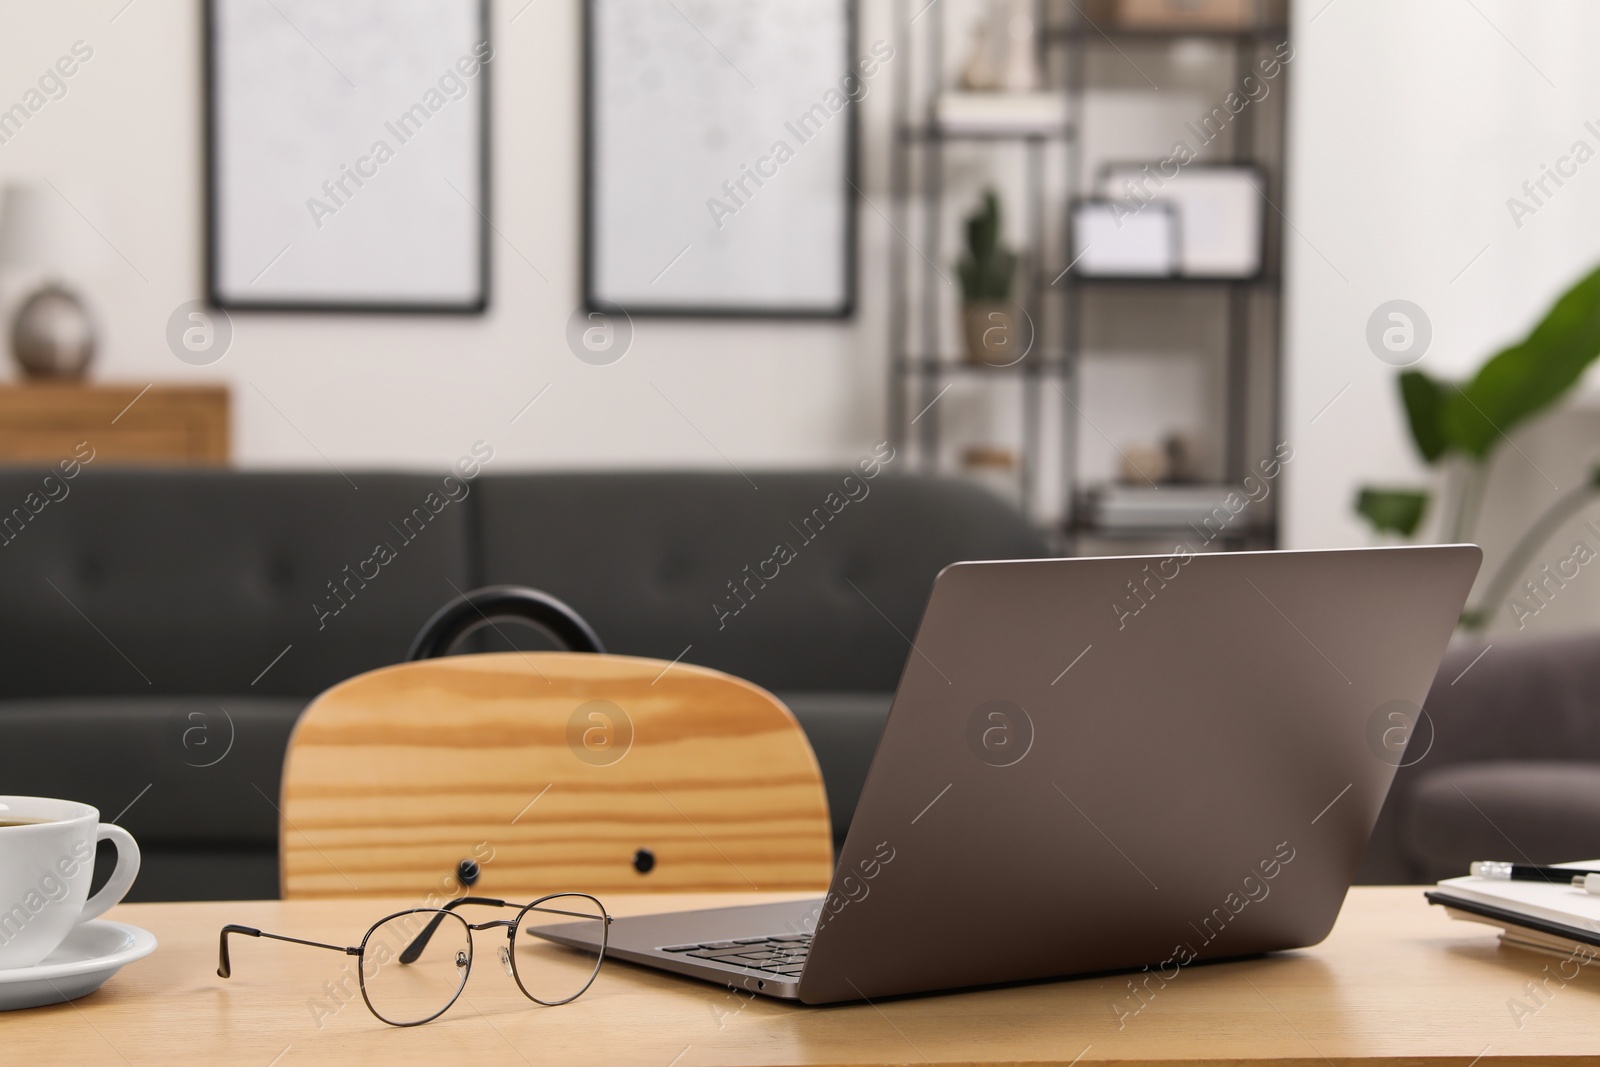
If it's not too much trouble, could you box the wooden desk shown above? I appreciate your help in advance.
[0,384,228,465]
[9,888,1596,1065]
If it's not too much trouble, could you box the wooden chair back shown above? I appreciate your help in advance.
[278,652,833,899]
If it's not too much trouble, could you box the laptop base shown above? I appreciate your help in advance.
[529,898,822,1000]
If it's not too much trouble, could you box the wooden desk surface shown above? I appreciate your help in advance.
[9,887,1595,1066]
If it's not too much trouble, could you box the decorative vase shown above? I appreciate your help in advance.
[959,16,999,90]
[11,282,95,379]
[963,301,1020,367]
[999,0,1039,92]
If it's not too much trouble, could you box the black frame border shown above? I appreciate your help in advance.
[203,0,492,315]
[581,0,858,319]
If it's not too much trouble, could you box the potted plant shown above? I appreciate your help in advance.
[958,190,1021,367]
[1356,261,1600,629]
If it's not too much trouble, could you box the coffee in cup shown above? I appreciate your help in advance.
[0,797,141,968]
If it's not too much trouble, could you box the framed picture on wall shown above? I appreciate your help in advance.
[584,0,858,317]
[206,0,490,312]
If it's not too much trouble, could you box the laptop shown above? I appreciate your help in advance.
[531,545,1481,1004]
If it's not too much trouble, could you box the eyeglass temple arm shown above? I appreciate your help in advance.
[398,897,509,964]
[217,924,359,979]
[522,904,616,923]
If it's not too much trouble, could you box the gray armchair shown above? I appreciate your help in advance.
[1359,631,1600,884]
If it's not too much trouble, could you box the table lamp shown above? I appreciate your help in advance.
[0,182,103,380]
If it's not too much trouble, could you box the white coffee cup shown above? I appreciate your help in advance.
[0,796,141,969]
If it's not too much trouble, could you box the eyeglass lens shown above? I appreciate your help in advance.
[361,909,472,1026]
[512,894,607,1006]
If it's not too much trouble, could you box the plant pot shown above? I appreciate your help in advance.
[963,302,1020,367]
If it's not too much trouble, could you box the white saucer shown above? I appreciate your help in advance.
[0,921,156,1011]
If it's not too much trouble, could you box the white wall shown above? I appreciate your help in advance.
[12,0,1600,637]
[1284,0,1600,635]
[0,0,894,472]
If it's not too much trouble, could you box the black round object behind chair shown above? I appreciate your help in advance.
[406,584,605,661]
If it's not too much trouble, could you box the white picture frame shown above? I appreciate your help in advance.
[207,0,490,312]
[1070,200,1180,277]
[585,0,857,317]
[1099,164,1265,279]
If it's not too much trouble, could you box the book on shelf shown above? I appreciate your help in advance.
[1086,485,1240,529]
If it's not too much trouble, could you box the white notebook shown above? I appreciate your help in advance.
[1430,861,1600,942]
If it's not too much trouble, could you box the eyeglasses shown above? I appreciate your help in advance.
[218,893,612,1026]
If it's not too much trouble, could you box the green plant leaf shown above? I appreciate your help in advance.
[1398,370,1451,464]
[1355,487,1429,537]
[960,189,1015,301]
[1443,260,1600,458]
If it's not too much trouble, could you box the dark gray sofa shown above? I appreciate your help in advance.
[6,466,1597,900]
[0,467,1044,900]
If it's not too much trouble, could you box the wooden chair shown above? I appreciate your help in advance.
[277,652,833,899]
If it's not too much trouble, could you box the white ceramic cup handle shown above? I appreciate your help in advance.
[78,824,141,924]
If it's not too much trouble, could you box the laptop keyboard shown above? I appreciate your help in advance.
[658,933,811,978]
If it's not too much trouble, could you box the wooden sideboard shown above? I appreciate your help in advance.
[0,383,229,465]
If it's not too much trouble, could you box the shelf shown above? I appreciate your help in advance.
[896,359,1073,377]
[898,125,1073,143]
[1043,24,1289,43]
[926,90,1072,141]
[887,5,1289,550]
[1068,520,1276,542]
[1071,484,1280,544]
[1064,273,1280,288]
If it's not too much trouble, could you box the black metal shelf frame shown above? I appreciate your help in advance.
[886,0,1289,554]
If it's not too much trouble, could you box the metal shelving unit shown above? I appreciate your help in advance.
[887,1,1290,554]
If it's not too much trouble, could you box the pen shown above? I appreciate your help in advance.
[1471,861,1600,882]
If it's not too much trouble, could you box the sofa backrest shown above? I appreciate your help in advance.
[473,470,1048,692]
[0,470,473,698]
[0,467,1046,700]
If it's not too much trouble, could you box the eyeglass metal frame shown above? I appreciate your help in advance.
[217,893,613,1027]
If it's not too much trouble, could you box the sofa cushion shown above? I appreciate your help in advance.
[119,846,277,903]
[0,696,304,902]
[0,470,473,697]
[0,697,304,846]
[1400,761,1600,883]
[474,472,1047,692]
[1411,635,1600,765]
